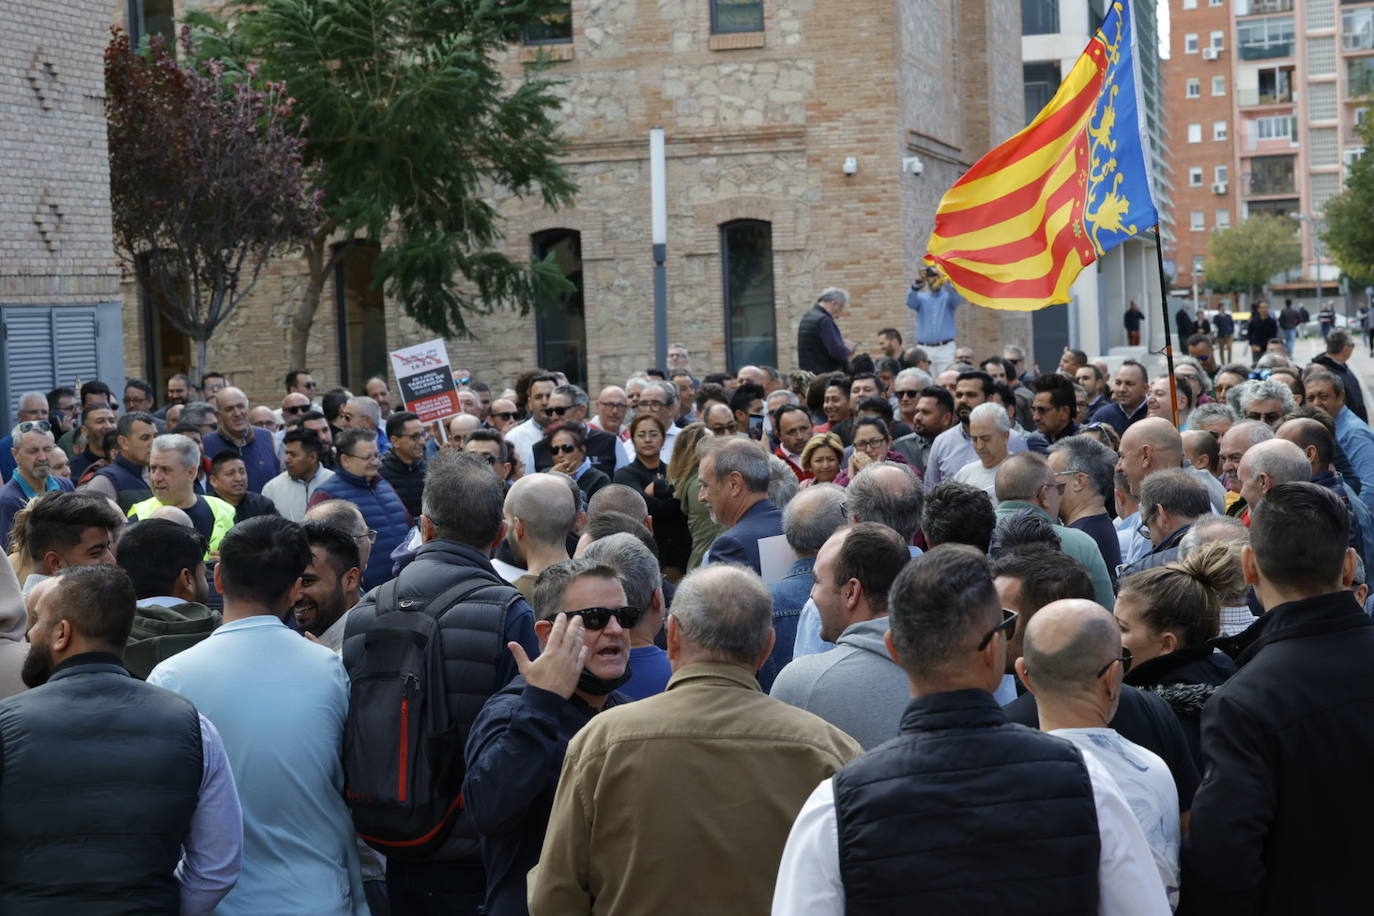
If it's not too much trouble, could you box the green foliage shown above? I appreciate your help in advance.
[1323,116,1374,284]
[1202,213,1302,296]
[189,0,577,355]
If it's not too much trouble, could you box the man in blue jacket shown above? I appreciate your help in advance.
[462,559,631,916]
[307,428,411,590]
[699,438,783,574]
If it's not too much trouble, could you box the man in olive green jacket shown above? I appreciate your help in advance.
[529,564,861,914]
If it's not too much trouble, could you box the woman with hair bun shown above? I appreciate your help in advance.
[1116,541,1242,764]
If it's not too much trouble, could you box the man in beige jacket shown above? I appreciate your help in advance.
[528,563,861,915]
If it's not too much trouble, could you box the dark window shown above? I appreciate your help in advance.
[712,0,765,33]
[1022,0,1059,35]
[532,229,587,389]
[1248,155,1296,194]
[523,1,572,44]
[1023,61,1062,125]
[1088,0,1107,34]
[334,242,389,393]
[137,253,192,398]
[126,0,175,51]
[720,220,776,371]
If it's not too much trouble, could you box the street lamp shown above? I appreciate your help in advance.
[1290,211,1328,315]
[650,128,668,371]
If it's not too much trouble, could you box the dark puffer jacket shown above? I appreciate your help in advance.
[1125,644,1235,769]
[308,467,412,590]
[378,450,427,521]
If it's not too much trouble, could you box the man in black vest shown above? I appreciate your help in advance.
[83,410,156,511]
[0,565,241,914]
[773,544,1170,914]
[796,287,853,373]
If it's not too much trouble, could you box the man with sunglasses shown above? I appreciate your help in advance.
[0,420,73,552]
[463,559,632,916]
[533,386,623,476]
[1018,599,1182,909]
[487,397,521,436]
[308,428,410,591]
[993,453,1116,609]
[773,546,1168,916]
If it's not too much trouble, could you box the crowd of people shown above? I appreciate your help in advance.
[1,287,1373,915]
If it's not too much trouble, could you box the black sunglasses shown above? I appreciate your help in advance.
[492,411,518,421]
[15,420,51,435]
[551,442,580,454]
[283,404,309,415]
[896,389,921,398]
[977,608,1019,651]
[1096,646,1133,678]
[548,406,571,416]
[565,606,642,630]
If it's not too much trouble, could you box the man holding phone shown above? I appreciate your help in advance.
[906,264,964,375]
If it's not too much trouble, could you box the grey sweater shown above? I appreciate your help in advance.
[769,616,911,750]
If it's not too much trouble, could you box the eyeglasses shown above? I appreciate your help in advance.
[551,442,580,454]
[548,406,571,417]
[283,405,309,415]
[564,606,643,630]
[355,529,378,544]
[469,452,500,465]
[345,452,381,463]
[853,437,888,450]
[302,381,318,389]
[977,608,1019,651]
[639,400,670,409]
[1245,411,1282,426]
[599,401,629,412]
[492,411,518,421]
[896,390,921,399]
[15,421,50,435]
[1095,646,1133,678]
[1039,481,1067,496]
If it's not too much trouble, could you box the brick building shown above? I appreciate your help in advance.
[118,0,1030,404]
[1164,0,1237,306]
[1,0,124,428]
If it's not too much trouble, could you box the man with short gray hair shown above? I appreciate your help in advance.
[0,420,73,552]
[797,287,853,373]
[1237,439,1312,518]
[0,391,48,484]
[699,438,783,573]
[529,564,861,915]
[127,434,237,552]
[338,395,390,454]
[1121,468,1213,576]
[758,484,848,690]
[584,532,670,699]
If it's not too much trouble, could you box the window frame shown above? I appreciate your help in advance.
[522,0,573,45]
[1188,122,1203,143]
[1186,77,1201,98]
[720,219,778,373]
[711,0,765,35]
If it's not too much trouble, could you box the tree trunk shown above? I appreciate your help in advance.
[195,335,209,391]
[289,222,338,370]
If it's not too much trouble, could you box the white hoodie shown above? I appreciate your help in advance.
[0,553,28,700]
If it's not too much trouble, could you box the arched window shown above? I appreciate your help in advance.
[532,229,587,388]
[334,241,389,392]
[720,219,776,370]
[712,0,764,34]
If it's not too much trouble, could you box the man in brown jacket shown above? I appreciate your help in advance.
[527,563,861,914]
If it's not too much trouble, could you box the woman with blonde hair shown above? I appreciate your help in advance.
[799,433,844,487]
[1116,541,1243,764]
[668,422,723,572]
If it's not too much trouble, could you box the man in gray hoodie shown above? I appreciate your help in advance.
[769,522,914,749]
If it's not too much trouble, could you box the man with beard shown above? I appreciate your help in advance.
[296,522,363,651]
[463,560,632,916]
[893,386,956,474]
[0,421,73,552]
[0,566,241,913]
[923,371,1029,488]
[499,475,577,600]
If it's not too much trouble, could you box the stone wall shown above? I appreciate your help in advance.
[1,1,119,306]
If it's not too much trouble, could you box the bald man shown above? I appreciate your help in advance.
[1237,439,1315,518]
[502,474,577,600]
[1278,417,1374,569]
[1017,599,1181,907]
[448,413,481,441]
[1118,418,1224,565]
[202,387,280,492]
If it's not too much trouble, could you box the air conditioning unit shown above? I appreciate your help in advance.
[1212,181,1228,194]
[1202,47,1219,60]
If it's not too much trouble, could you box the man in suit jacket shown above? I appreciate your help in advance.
[700,438,783,574]
[533,386,623,476]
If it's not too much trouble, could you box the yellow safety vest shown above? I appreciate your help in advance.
[127,495,237,555]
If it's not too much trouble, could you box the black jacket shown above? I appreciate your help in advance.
[613,459,691,570]
[1182,590,1374,915]
[378,449,427,520]
[797,304,848,373]
[532,426,621,478]
[835,689,1100,914]
[0,653,202,914]
[462,678,627,916]
[1124,644,1235,769]
[1246,313,1278,351]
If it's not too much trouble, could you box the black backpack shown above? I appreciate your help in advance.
[342,576,507,859]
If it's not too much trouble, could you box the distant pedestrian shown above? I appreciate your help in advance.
[797,288,853,374]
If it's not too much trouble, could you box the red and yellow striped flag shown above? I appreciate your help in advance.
[925,0,1157,310]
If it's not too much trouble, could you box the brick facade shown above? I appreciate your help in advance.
[119,0,1028,404]
[1,1,120,306]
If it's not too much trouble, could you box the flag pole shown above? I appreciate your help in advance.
[1152,226,1180,429]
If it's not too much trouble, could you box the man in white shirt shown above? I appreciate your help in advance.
[772,544,1169,916]
[505,374,559,473]
[952,402,1011,500]
[261,428,335,522]
[1017,599,1182,910]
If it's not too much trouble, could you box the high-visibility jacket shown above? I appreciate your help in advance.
[128,495,236,555]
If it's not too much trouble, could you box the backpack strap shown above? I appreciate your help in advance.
[373,578,402,619]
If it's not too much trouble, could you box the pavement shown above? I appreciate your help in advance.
[1293,332,1374,406]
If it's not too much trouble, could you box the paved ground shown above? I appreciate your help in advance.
[1294,332,1374,405]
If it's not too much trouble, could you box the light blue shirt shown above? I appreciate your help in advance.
[792,546,923,658]
[905,285,962,343]
[1335,406,1374,511]
[149,616,367,916]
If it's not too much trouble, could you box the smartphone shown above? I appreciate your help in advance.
[748,414,765,441]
